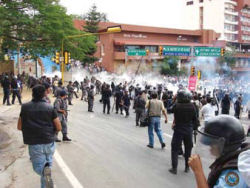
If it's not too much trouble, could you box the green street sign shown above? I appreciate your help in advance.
[194,47,221,57]
[163,46,191,56]
[127,49,146,56]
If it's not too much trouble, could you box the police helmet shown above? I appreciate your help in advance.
[177,90,192,103]
[198,115,246,156]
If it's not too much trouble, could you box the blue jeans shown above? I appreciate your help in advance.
[148,117,164,146]
[28,142,55,188]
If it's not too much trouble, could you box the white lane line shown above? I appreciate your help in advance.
[54,150,84,188]
[163,133,172,138]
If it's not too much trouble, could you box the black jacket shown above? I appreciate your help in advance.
[20,99,58,145]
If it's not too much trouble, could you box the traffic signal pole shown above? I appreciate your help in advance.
[61,39,64,84]
[60,26,121,83]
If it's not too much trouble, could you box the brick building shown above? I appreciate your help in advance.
[74,20,222,73]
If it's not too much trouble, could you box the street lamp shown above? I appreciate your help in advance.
[60,26,122,83]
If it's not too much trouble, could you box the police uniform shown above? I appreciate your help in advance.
[67,84,74,105]
[88,87,94,112]
[169,90,198,174]
[54,97,69,140]
[213,169,248,188]
[198,115,250,188]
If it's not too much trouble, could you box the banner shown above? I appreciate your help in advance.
[188,76,197,91]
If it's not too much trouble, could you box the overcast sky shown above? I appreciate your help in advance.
[59,0,185,29]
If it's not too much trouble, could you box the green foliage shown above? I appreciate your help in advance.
[218,45,237,68]
[0,0,96,62]
[81,4,108,64]
[83,4,108,33]
[160,56,181,75]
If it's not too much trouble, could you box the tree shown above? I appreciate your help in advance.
[218,45,237,68]
[160,56,180,75]
[0,0,96,63]
[83,4,108,33]
[81,4,108,64]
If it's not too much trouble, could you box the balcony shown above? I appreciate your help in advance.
[224,29,238,34]
[225,19,238,25]
[225,9,239,16]
[225,0,237,6]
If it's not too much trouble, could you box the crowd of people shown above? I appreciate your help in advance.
[1,71,250,188]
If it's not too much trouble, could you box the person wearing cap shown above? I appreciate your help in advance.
[188,115,250,188]
[17,84,62,188]
[53,90,71,142]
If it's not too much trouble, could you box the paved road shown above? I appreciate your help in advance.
[53,97,209,188]
[1,94,249,188]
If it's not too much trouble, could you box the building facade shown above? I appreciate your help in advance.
[184,0,250,51]
[74,20,221,73]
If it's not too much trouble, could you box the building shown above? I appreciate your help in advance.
[184,0,250,51]
[74,20,221,73]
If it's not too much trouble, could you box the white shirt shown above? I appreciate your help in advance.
[201,103,216,121]
[238,149,250,186]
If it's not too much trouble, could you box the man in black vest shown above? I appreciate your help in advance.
[169,90,198,175]
[17,85,62,188]
[188,115,249,188]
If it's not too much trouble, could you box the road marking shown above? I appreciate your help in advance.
[163,133,172,138]
[54,150,84,188]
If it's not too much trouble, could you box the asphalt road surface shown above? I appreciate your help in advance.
[52,97,211,188]
[1,95,249,188]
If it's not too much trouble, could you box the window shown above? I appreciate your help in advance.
[114,45,125,52]
[224,24,236,31]
[241,16,250,23]
[225,33,237,41]
[186,1,193,5]
[242,35,250,41]
[200,7,204,29]
[241,26,250,31]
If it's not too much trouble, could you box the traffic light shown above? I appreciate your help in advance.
[55,52,60,64]
[68,52,71,64]
[191,66,195,76]
[221,48,225,57]
[64,51,68,65]
[146,49,150,56]
[159,46,163,56]
[197,70,201,79]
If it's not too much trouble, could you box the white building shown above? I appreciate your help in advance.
[183,0,250,47]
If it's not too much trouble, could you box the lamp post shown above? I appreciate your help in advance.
[60,26,121,83]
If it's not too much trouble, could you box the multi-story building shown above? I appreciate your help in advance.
[74,20,221,73]
[184,0,250,51]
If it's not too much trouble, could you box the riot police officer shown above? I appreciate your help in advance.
[88,85,95,112]
[169,90,198,174]
[188,115,249,188]
[67,81,74,105]
[54,90,71,142]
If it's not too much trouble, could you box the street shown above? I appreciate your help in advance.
[0,94,220,188]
